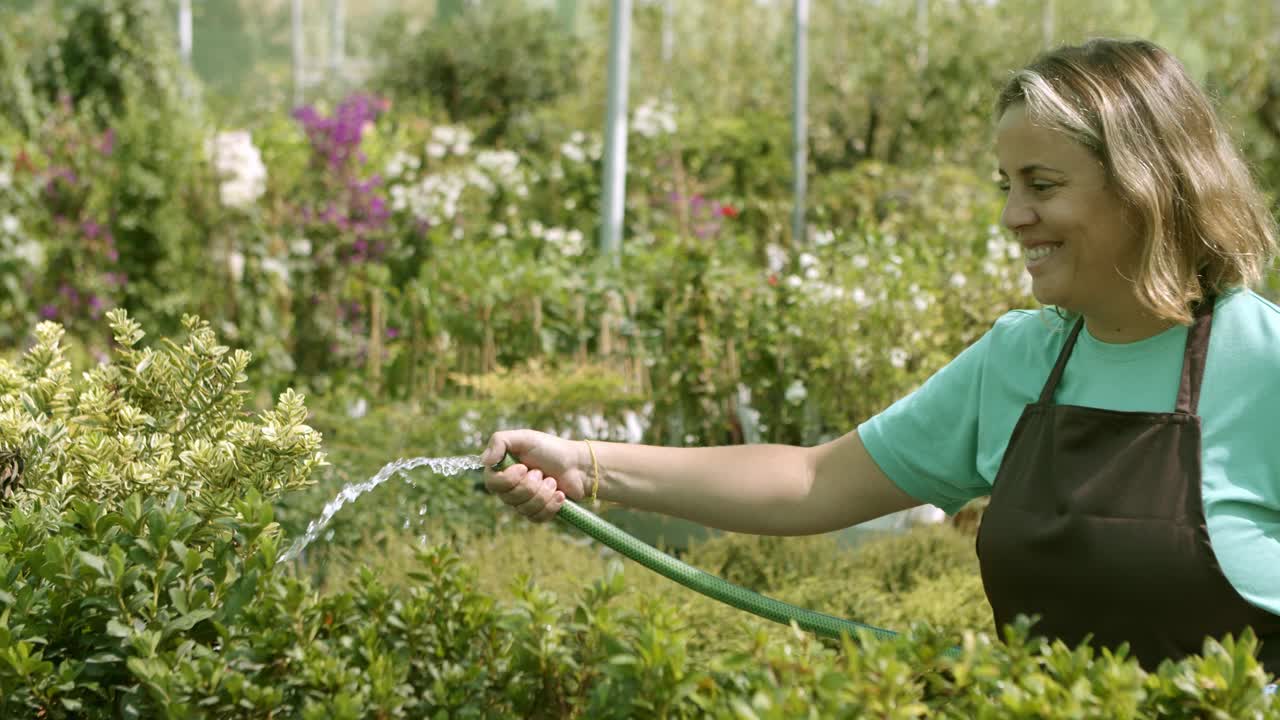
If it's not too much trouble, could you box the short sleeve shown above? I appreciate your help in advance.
[857,330,994,515]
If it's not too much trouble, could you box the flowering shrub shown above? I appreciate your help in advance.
[206,130,267,209]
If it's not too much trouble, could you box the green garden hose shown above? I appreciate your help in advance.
[494,453,956,652]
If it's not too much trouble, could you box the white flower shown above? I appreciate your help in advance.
[1,214,18,235]
[564,197,577,211]
[949,272,967,288]
[475,149,520,179]
[207,130,267,209]
[430,125,473,156]
[228,251,245,282]
[560,141,586,164]
[798,252,818,269]
[786,275,803,289]
[852,254,870,269]
[426,142,447,159]
[812,228,835,246]
[491,223,508,237]
[804,267,820,280]
[0,168,11,190]
[852,287,869,307]
[890,348,909,369]
[385,150,418,178]
[530,221,545,238]
[13,240,43,268]
[261,257,289,281]
[632,98,678,138]
[766,243,788,273]
[291,238,312,255]
[544,226,584,256]
[785,379,807,405]
[565,229,585,255]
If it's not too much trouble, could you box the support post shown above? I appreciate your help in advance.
[599,0,632,263]
[178,0,192,66]
[291,0,305,107]
[329,0,345,86]
[791,0,809,246]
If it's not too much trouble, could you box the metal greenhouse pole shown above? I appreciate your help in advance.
[178,0,192,66]
[791,0,809,245]
[599,0,632,263]
[292,0,305,106]
[329,0,346,84]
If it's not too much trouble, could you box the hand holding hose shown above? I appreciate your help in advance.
[481,429,590,522]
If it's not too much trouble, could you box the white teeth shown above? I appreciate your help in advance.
[1026,244,1058,261]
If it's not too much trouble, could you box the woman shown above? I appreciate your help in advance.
[482,38,1280,674]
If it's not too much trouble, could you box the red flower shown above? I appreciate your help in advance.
[720,205,739,218]
[767,274,779,287]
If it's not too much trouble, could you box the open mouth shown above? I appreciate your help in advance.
[1025,243,1062,266]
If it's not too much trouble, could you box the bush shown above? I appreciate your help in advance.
[0,313,1274,717]
[0,310,324,512]
[30,0,186,124]
[375,5,586,143]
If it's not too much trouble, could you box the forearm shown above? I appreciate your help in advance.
[589,441,820,536]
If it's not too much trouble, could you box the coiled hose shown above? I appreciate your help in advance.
[495,453,959,654]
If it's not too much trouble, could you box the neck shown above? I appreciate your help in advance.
[1082,306,1176,344]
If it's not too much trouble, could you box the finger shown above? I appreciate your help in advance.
[502,468,543,507]
[480,432,509,467]
[516,473,556,517]
[484,464,526,494]
[531,491,565,522]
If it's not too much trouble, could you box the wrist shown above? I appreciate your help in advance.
[581,438,602,504]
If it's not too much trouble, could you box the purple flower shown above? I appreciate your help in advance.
[386,327,400,339]
[82,220,103,239]
[39,304,58,319]
[98,129,116,156]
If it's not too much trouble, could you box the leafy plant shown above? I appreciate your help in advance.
[0,310,326,512]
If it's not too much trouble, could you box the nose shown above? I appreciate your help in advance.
[1001,191,1038,231]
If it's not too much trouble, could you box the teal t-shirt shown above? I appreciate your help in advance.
[858,288,1280,616]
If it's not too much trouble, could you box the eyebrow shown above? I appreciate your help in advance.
[996,164,1064,177]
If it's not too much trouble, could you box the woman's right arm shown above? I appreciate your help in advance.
[481,427,921,536]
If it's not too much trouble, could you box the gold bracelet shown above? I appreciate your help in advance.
[583,438,601,504]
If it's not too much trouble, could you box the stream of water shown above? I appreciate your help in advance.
[278,454,487,563]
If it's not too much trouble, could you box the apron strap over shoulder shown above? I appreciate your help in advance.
[1176,296,1216,415]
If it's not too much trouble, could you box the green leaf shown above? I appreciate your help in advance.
[167,609,215,634]
[106,619,134,639]
[78,551,107,576]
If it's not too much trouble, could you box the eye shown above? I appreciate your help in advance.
[1030,182,1056,192]
[996,180,1010,193]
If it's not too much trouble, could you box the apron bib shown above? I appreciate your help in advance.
[976,298,1280,673]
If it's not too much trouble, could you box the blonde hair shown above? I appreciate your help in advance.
[996,38,1277,325]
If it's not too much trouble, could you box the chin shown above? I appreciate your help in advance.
[1030,282,1071,311]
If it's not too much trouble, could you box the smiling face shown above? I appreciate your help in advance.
[996,103,1148,331]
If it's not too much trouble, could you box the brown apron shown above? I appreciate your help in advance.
[976,298,1280,673]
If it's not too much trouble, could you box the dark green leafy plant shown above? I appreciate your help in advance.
[375,4,586,143]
